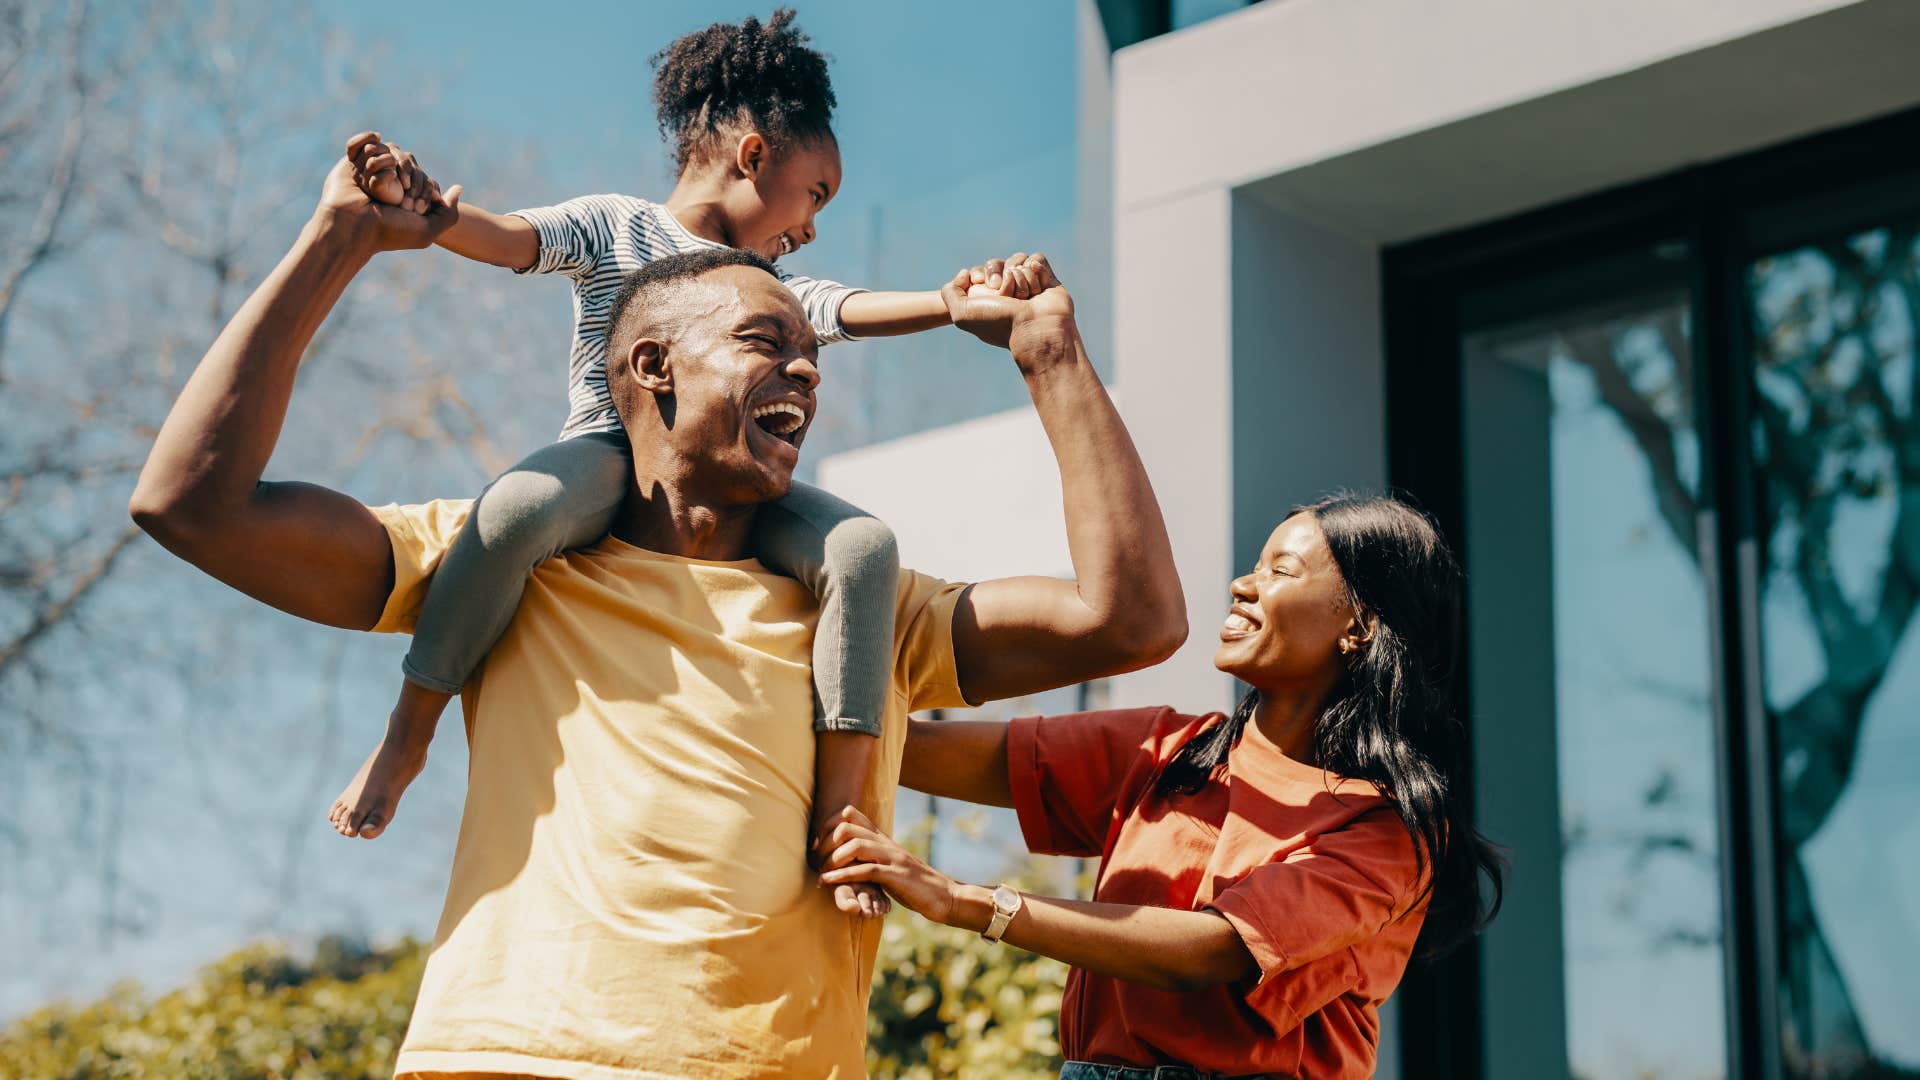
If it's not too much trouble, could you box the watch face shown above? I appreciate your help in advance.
[993,886,1019,914]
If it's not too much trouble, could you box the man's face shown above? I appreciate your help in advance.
[646,266,821,505]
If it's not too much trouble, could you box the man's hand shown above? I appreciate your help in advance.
[316,133,461,253]
[942,252,1075,365]
[347,132,444,214]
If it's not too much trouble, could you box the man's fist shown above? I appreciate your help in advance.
[346,132,444,214]
[942,252,1074,354]
[315,135,461,253]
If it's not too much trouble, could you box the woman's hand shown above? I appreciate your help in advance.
[817,806,964,926]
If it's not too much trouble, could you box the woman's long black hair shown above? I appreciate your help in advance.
[1155,492,1505,957]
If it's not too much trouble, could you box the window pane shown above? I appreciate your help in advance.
[1462,274,1728,1079]
[1747,222,1920,1078]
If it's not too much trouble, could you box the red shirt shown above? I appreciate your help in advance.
[1007,707,1427,1078]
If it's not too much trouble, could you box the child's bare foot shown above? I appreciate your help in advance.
[329,731,429,839]
[834,881,891,920]
[328,681,451,839]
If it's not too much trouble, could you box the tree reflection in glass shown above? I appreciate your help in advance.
[1749,224,1920,1078]
[1465,283,1725,1080]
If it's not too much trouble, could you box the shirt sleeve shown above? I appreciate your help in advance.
[367,499,474,634]
[891,570,971,712]
[1006,707,1195,859]
[509,194,630,279]
[1207,805,1423,978]
[779,271,866,345]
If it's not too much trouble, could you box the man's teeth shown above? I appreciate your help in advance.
[1223,613,1256,633]
[753,401,806,435]
[778,235,794,256]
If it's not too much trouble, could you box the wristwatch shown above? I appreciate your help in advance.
[981,884,1023,943]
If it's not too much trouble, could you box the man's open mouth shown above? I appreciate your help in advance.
[776,234,796,258]
[752,401,807,445]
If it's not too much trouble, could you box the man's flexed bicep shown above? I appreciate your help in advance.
[130,141,461,630]
[940,256,1187,705]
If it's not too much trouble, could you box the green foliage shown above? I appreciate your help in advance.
[866,913,1067,1079]
[3,826,1074,1078]
[0,936,425,1079]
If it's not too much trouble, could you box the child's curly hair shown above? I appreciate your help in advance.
[651,8,838,172]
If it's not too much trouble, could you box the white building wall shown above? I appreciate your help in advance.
[817,405,1074,586]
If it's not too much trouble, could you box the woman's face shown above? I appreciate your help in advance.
[1213,514,1361,691]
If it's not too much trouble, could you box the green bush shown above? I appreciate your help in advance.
[0,936,425,1079]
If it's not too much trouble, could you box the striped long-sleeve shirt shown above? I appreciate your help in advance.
[511,194,865,439]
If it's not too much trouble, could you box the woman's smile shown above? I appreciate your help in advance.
[1220,604,1262,641]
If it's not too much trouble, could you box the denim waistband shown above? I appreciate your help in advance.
[1059,1063,1266,1080]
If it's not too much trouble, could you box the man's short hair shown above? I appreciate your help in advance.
[606,247,779,354]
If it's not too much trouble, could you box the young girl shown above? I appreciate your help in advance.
[329,9,963,918]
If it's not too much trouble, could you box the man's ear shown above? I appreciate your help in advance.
[626,338,672,396]
[734,131,767,180]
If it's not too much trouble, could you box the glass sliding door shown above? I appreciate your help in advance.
[1458,249,1729,1080]
[1385,107,1920,1080]
[1746,214,1920,1079]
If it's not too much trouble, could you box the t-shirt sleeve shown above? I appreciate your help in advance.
[779,271,866,345]
[1006,707,1195,859]
[367,499,474,634]
[891,570,970,712]
[1207,805,1424,978]
[509,194,629,278]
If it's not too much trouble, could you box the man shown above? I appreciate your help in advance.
[130,151,1185,1078]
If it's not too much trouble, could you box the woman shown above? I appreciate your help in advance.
[820,494,1505,1079]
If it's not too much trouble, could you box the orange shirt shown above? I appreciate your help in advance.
[1007,707,1427,1078]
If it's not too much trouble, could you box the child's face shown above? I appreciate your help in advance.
[734,135,842,263]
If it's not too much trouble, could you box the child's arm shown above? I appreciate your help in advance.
[823,254,1047,339]
[837,290,951,337]
[433,205,539,271]
[348,136,539,271]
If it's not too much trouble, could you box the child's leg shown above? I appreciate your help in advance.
[750,482,900,915]
[329,432,631,839]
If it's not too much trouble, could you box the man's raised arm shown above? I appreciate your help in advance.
[129,137,462,629]
[942,256,1187,705]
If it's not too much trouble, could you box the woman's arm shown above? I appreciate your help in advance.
[819,808,1258,992]
[838,289,950,336]
[898,718,1013,806]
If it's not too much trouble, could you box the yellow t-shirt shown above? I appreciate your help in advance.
[369,500,969,1080]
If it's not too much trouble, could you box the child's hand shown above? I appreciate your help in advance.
[945,253,1073,351]
[967,252,1048,300]
[345,132,446,214]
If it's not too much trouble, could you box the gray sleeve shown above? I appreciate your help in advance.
[780,271,868,345]
[508,194,631,278]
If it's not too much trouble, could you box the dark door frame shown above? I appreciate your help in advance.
[1380,104,1920,1080]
